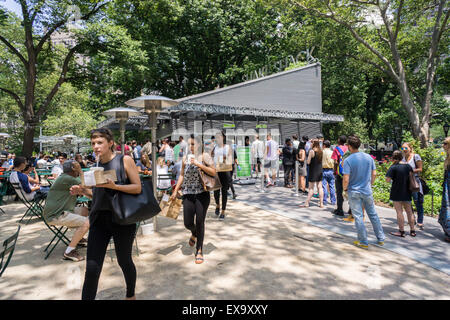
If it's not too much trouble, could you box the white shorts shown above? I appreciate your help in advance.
[264,160,278,170]
[48,211,87,228]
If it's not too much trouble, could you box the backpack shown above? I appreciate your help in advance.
[336,146,345,177]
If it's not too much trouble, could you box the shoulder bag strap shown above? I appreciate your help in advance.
[119,154,128,184]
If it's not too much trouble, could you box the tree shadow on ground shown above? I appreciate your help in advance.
[1,197,449,300]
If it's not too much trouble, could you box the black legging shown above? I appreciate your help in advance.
[183,191,211,252]
[214,171,230,211]
[82,211,137,300]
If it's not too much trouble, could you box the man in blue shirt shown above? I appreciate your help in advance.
[9,156,49,201]
[343,135,385,249]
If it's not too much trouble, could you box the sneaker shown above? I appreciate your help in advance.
[353,241,368,250]
[332,209,344,216]
[343,215,355,222]
[376,241,385,246]
[219,214,225,220]
[77,238,88,248]
[215,207,220,216]
[63,249,85,262]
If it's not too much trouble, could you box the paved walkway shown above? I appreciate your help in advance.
[233,181,450,275]
[0,193,449,300]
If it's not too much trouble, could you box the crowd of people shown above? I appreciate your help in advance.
[275,134,450,247]
[2,128,449,300]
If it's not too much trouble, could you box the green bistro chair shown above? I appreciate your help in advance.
[156,173,173,198]
[0,225,20,277]
[10,182,45,225]
[0,181,8,214]
[40,211,70,260]
[76,196,91,208]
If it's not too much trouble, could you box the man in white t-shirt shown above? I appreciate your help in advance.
[292,135,300,150]
[251,135,264,177]
[36,155,50,169]
[51,153,67,179]
[264,133,280,187]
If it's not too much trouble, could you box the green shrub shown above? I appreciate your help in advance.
[371,135,445,216]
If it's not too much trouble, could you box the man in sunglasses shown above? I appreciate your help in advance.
[51,153,68,179]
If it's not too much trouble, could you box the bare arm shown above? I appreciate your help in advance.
[371,170,377,185]
[194,153,216,176]
[28,169,39,185]
[307,150,314,165]
[414,159,423,174]
[343,174,349,191]
[171,158,185,200]
[299,150,305,162]
[96,156,142,194]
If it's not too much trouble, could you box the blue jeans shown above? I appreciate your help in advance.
[348,192,385,245]
[322,169,336,205]
[439,170,450,236]
[412,192,424,224]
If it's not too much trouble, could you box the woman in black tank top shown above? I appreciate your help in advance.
[71,128,141,300]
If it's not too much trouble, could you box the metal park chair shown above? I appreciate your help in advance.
[40,211,70,260]
[10,182,45,225]
[11,182,69,259]
[0,225,20,277]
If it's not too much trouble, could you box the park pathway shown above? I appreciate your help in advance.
[232,182,450,275]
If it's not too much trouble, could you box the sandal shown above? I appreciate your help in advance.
[417,224,424,230]
[410,230,417,237]
[390,230,406,237]
[299,203,309,208]
[189,236,196,247]
[195,251,204,264]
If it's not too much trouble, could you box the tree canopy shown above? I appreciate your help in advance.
[0,0,448,155]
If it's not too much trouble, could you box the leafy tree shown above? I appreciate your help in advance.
[107,0,285,98]
[0,0,109,157]
[70,21,149,116]
[40,83,98,137]
[284,0,449,147]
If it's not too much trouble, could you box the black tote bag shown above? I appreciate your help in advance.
[110,157,161,225]
[111,179,161,225]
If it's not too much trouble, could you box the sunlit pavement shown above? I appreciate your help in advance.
[233,180,450,276]
[0,191,449,300]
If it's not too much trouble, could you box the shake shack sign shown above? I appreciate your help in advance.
[243,48,319,81]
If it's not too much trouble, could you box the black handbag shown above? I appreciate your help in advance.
[419,178,430,195]
[110,157,161,225]
[413,155,430,195]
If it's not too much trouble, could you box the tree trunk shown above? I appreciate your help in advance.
[395,71,428,146]
[22,121,36,158]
